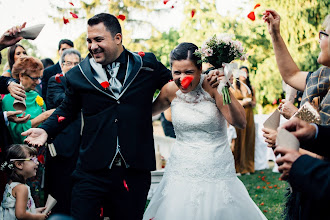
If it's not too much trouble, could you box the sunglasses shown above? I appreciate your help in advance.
[10,156,38,164]
[319,30,329,40]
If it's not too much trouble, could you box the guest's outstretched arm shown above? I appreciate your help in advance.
[263,9,308,91]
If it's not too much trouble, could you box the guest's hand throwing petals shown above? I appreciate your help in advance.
[21,128,48,147]
[262,9,281,36]
[278,99,298,119]
[0,22,26,50]
[7,82,26,101]
[262,127,277,148]
[274,146,301,180]
[280,117,316,143]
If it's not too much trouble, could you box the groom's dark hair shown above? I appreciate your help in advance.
[88,13,122,38]
[170,42,202,69]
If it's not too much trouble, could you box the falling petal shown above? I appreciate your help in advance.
[138,51,145,57]
[123,180,129,191]
[163,0,169,4]
[117,14,126,21]
[55,73,63,83]
[272,99,277,105]
[63,17,69,24]
[191,9,196,18]
[171,5,174,8]
[256,186,260,189]
[100,81,110,89]
[69,2,74,6]
[181,75,194,89]
[260,202,264,206]
[247,11,255,21]
[57,115,66,123]
[70,12,79,19]
[254,3,261,10]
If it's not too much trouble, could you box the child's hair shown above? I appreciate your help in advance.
[0,144,37,184]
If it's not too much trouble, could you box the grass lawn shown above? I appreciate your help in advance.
[146,166,288,219]
[238,168,288,220]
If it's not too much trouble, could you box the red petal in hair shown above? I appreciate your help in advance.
[247,11,255,21]
[180,75,194,89]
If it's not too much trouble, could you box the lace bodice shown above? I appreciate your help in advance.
[164,75,236,184]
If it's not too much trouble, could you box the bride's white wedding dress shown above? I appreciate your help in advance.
[144,75,267,220]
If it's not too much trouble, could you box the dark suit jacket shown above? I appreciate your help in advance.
[41,50,171,171]
[288,125,330,220]
[46,75,81,157]
[42,62,61,106]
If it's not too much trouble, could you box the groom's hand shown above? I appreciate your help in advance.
[21,128,48,147]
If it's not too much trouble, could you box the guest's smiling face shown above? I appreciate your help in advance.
[14,46,27,62]
[172,59,202,93]
[87,22,122,66]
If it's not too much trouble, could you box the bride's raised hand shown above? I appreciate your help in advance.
[21,128,48,147]
[262,9,281,36]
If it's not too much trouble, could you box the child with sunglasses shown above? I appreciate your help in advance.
[0,144,50,219]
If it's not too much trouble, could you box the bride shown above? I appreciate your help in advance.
[143,42,267,220]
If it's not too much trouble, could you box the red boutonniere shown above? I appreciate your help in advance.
[100,81,110,89]
[117,14,126,21]
[181,75,194,89]
[138,51,145,57]
[63,17,69,24]
[70,12,79,19]
[55,73,63,83]
[57,115,66,123]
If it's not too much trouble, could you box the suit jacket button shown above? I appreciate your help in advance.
[115,119,118,123]
[117,100,120,104]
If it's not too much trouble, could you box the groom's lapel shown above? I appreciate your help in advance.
[120,51,142,95]
[78,56,115,98]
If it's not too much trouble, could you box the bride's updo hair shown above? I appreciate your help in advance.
[170,42,202,69]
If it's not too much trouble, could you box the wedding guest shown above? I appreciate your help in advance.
[231,66,256,175]
[0,23,28,199]
[263,10,330,125]
[21,13,221,220]
[2,56,55,207]
[2,44,27,78]
[45,48,81,215]
[41,58,54,69]
[41,39,74,104]
[274,117,330,220]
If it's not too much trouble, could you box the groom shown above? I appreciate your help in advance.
[23,13,221,220]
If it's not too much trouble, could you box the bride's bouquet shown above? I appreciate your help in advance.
[194,34,247,104]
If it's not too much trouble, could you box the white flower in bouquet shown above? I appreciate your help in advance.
[194,34,247,105]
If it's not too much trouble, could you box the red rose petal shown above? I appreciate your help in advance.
[260,202,264,206]
[171,5,174,8]
[70,12,78,19]
[100,81,110,89]
[63,17,69,24]
[268,186,273,189]
[247,11,255,21]
[163,0,169,4]
[69,2,74,6]
[150,218,155,220]
[254,3,261,10]
[272,99,277,105]
[57,115,66,123]
[117,14,126,21]
[123,180,129,191]
[100,207,103,218]
[138,51,145,57]
[256,186,260,189]
[260,171,264,174]
[191,9,196,18]
[37,154,45,164]
[55,73,63,83]
[181,75,194,89]
[263,210,268,213]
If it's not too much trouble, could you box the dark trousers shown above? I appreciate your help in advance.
[71,166,151,220]
[45,150,78,215]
